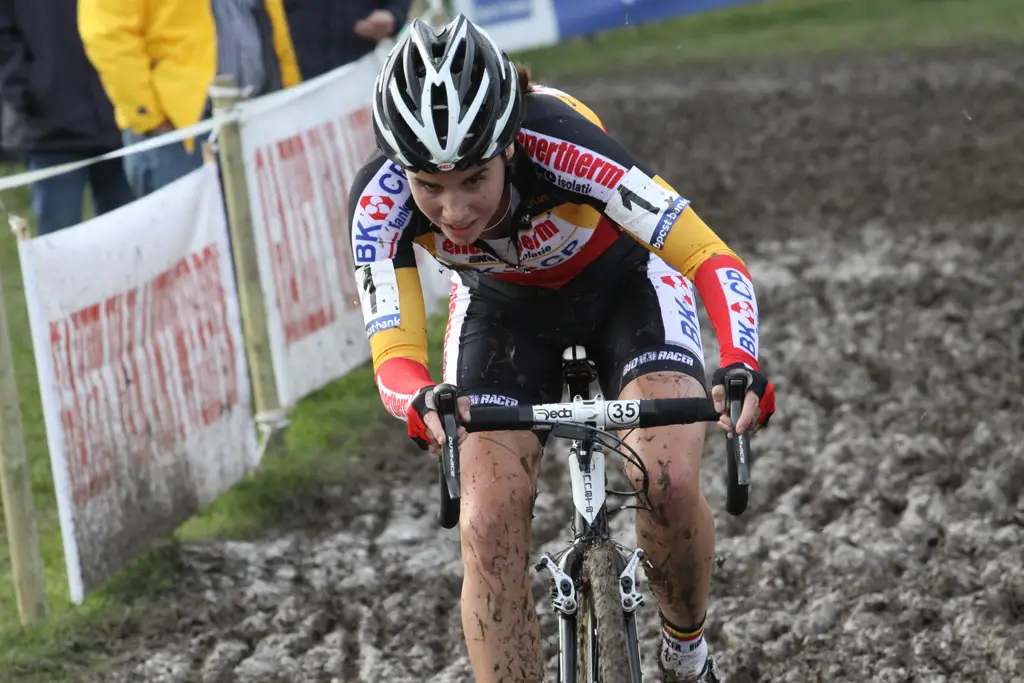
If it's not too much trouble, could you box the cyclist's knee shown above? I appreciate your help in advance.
[641,458,702,522]
[619,371,706,516]
[459,431,542,575]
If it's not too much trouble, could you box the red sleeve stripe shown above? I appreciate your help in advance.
[693,254,760,371]
[374,357,434,421]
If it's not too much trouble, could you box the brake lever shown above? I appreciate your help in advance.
[433,383,461,501]
[724,368,751,489]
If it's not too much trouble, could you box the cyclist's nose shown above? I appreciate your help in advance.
[440,197,476,226]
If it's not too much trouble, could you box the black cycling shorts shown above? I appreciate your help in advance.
[443,252,708,411]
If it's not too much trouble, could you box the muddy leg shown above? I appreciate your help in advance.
[459,430,545,683]
[620,372,715,630]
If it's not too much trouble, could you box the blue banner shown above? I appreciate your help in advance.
[552,0,757,38]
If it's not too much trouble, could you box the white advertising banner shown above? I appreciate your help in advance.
[238,51,449,408]
[451,0,560,52]
[19,163,257,604]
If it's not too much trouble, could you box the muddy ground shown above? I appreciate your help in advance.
[85,47,1023,682]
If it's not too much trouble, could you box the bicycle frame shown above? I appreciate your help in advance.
[536,345,645,683]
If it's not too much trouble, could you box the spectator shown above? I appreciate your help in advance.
[78,0,302,197]
[286,0,411,80]
[0,0,135,235]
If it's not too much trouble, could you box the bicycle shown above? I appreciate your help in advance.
[431,345,753,683]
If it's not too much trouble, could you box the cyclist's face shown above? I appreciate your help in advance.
[408,152,508,245]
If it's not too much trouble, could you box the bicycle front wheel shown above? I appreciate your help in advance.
[576,540,634,683]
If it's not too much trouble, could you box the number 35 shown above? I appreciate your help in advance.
[607,401,638,424]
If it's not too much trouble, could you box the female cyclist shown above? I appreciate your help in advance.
[348,14,776,683]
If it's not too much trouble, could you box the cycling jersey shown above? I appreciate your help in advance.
[348,84,762,423]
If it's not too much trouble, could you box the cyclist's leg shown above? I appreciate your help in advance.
[592,253,715,675]
[445,279,564,683]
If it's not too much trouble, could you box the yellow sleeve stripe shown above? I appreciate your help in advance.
[640,175,744,279]
[658,207,744,280]
[371,266,429,370]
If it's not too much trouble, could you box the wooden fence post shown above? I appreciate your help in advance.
[207,75,288,451]
[0,215,47,625]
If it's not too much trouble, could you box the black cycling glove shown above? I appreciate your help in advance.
[407,384,437,450]
[712,363,776,427]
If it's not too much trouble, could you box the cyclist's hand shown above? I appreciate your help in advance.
[711,364,776,436]
[407,385,472,454]
[422,401,471,455]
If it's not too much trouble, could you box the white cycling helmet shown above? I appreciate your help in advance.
[372,14,525,174]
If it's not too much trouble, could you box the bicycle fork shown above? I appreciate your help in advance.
[536,547,647,682]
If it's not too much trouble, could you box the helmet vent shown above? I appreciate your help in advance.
[450,41,467,75]
[430,83,449,145]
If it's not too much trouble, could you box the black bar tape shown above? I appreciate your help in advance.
[464,405,535,432]
[638,398,719,428]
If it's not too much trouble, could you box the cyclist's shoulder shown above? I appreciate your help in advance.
[349,147,421,266]
[349,148,412,207]
[521,84,610,132]
[516,85,632,204]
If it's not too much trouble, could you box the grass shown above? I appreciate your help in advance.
[513,0,1024,80]
[2,0,1022,678]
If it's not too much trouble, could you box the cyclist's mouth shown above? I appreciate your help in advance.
[443,221,476,235]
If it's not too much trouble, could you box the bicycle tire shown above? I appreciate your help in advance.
[577,540,633,683]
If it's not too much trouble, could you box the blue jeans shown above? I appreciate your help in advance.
[121,130,209,198]
[27,152,136,235]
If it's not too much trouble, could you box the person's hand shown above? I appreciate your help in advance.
[148,120,174,135]
[408,385,472,454]
[711,364,776,437]
[421,395,472,455]
[354,9,397,42]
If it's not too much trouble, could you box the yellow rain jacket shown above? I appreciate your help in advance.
[79,0,301,140]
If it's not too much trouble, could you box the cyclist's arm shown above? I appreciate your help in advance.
[605,171,761,370]
[349,154,434,421]
[520,90,761,370]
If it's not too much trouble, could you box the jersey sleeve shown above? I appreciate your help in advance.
[520,87,763,370]
[349,153,434,420]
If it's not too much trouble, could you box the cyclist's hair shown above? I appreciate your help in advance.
[514,62,533,93]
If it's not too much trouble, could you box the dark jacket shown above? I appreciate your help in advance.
[0,0,121,153]
[285,0,411,79]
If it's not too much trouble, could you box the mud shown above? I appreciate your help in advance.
[85,48,1024,682]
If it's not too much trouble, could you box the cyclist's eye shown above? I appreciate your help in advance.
[465,175,485,187]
